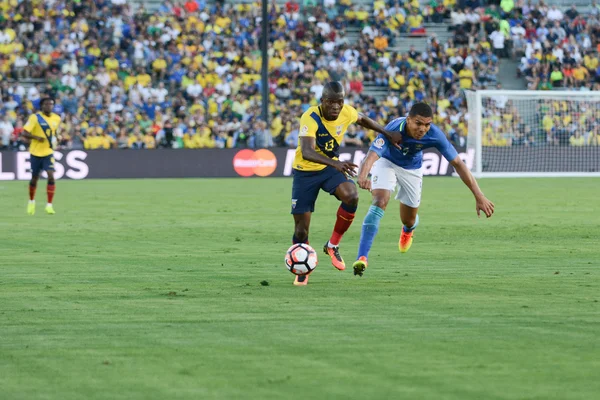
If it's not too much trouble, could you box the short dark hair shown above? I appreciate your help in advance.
[408,102,433,118]
[322,81,344,98]
[40,97,55,106]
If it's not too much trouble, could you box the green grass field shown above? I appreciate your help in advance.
[1,177,599,400]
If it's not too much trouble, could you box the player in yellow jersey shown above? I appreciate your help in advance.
[291,82,402,286]
[21,98,61,215]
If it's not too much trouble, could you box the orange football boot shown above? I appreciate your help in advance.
[323,242,345,271]
[399,230,414,253]
[293,273,310,286]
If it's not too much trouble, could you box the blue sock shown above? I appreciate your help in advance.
[357,205,385,260]
[402,214,419,233]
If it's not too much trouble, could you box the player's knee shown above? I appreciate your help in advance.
[345,192,359,207]
[294,227,309,242]
[48,179,55,185]
[372,197,388,210]
[29,178,38,187]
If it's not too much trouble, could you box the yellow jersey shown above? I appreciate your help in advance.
[458,69,474,89]
[23,112,61,157]
[84,135,104,150]
[293,104,358,172]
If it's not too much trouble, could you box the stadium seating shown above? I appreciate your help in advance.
[0,0,597,151]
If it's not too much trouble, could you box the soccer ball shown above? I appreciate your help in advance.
[285,243,318,276]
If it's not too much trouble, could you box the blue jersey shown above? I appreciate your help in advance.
[370,117,458,170]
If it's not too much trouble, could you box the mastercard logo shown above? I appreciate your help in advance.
[233,149,277,177]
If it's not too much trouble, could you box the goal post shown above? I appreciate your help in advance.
[465,90,600,178]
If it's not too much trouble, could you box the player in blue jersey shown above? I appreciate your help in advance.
[351,102,495,276]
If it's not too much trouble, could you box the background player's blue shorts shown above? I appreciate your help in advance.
[30,155,55,177]
[291,166,353,214]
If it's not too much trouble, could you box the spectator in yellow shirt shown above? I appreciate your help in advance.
[583,53,599,72]
[315,68,330,82]
[183,132,197,149]
[373,0,386,13]
[587,126,600,146]
[143,133,156,149]
[387,11,405,31]
[101,130,116,149]
[569,131,585,146]
[572,63,589,83]
[83,129,104,150]
[374,35,388,51]
[136,68,152,88]
[123,71,137,90]
[128,129,145,149]
[458,66,474,89]
[215,15,231,30]
[355,6,369,23]
[388,74,406,91]
[542,114,554,133]
[198,125,215,148]
[104,51,119,71]
[152,54,168,80]
[407,10,424,32]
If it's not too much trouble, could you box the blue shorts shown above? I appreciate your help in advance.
[30,155,55,177]
[291,166,353,214]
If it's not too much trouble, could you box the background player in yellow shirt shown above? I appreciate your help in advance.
[20,98,61,215]
[291,82,402,285]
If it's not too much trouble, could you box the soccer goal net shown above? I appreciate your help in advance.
[465,90,600,178]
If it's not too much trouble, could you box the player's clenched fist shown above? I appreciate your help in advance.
[357,176,371,191]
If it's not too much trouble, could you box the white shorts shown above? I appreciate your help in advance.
[370,158,423,208]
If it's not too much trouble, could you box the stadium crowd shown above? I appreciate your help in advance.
[446,1,600,146]
[448,0,600,91]
[479,96,600,146]
[0,0,598,151]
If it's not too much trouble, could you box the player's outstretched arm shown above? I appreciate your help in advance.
[450,156,495,218]
[356,113,402,147]
[300,137,358,176]
[357,150,380,191]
